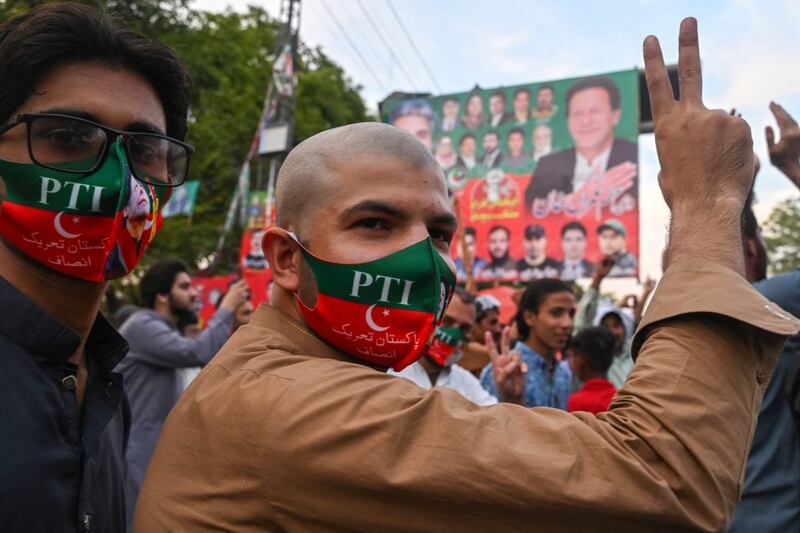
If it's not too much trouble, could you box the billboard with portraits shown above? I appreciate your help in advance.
[382,69,640,283]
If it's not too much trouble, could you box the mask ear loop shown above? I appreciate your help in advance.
[422,238,443,349]
[267,228,317,311]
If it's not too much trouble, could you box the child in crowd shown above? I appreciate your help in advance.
[567,327,617,414]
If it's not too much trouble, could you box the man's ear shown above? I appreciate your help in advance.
[612,108,622,126]
[743,236,757,261]
[155,292,170,306]
[262,228,301,293]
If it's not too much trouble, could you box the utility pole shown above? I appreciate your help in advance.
[212,0,301,271]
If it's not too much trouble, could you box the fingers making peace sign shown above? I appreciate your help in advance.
[643,18,754,213]
[487,327,528,406]
[643,18,754,274]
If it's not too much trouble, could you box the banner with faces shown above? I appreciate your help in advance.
[382,69,640,283]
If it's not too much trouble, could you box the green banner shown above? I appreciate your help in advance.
[162,180,199,218]
[382,70,641,281]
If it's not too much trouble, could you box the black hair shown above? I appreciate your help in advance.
[571,326,616,374]
[537,84,555,95]
[465,226,477,237]
[139,257,189,309]
[741,189,759,239]
[514,87,531,98]
[0,3,191,140]
[483,130,499,140]
[516,279,574,340]
[561,220,587,238]
[488,225,510,238]
[444,96,459,104]
[489,90,506,102]
[565,76,621,116]
[507,127,525,139]
[176,312,199,335]
[459,133,476,145]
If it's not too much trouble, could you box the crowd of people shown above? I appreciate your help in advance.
[1,4,799,533]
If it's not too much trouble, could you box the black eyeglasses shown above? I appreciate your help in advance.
[0,113,194,187]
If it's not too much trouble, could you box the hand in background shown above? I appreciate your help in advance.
[488,327,527,405]
[766,101,800,190]
[219,279,250,314]
[592,254,616,289]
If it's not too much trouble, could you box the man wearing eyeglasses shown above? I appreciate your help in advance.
[0,4,191,532]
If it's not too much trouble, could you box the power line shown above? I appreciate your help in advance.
[354,0,419,92]
[337,1,394,82]
[313,12,380,90]
[316,0,388,93]
[361,1,424,91]
[384,0,442,93]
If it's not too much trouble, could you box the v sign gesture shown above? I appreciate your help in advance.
[644,18,754,276]
[487,327,528,405]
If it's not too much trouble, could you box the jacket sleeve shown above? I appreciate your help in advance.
[134,262,800,533]
[263,260,799,532]
[126,310,234,368]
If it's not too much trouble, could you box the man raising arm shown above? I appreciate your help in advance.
[136,19,798,532]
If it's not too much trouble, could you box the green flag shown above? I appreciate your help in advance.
[162,180,199,218]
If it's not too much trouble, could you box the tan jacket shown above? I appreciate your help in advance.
[135,260,799,532]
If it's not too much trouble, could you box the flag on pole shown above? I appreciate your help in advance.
[161,181,200,218]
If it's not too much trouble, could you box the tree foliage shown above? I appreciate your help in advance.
[764,196,800,275]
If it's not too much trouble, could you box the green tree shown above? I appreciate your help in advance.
[764,196,800,275]
[143,6,371,275]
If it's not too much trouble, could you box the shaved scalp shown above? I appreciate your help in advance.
[275,122,444,234]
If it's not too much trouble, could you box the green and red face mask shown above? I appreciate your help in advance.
[293,234,456,371]
[426,326,466,367]
[0,140,169,282]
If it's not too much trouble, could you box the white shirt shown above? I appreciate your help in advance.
[572,145,612,192]
[389,361,498,406]
[533,145,551,163]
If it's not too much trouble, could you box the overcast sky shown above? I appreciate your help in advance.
[193,0,800,284]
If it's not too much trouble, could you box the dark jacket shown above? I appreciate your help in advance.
[729,269,800,532]
[116,307,234,528]
[525,138,638,209]
[0,276,129,532]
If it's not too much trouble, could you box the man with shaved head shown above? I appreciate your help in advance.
[137,20,799,531]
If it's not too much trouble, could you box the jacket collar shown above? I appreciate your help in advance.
[0,275,128,373]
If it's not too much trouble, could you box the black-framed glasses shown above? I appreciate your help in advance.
[0,113,195,187]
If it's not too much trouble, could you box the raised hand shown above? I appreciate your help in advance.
[220,279,250,314]
[487,327,527,405]
[592,254,616,289]
[644,18,754,274]
[765,101,800,189]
